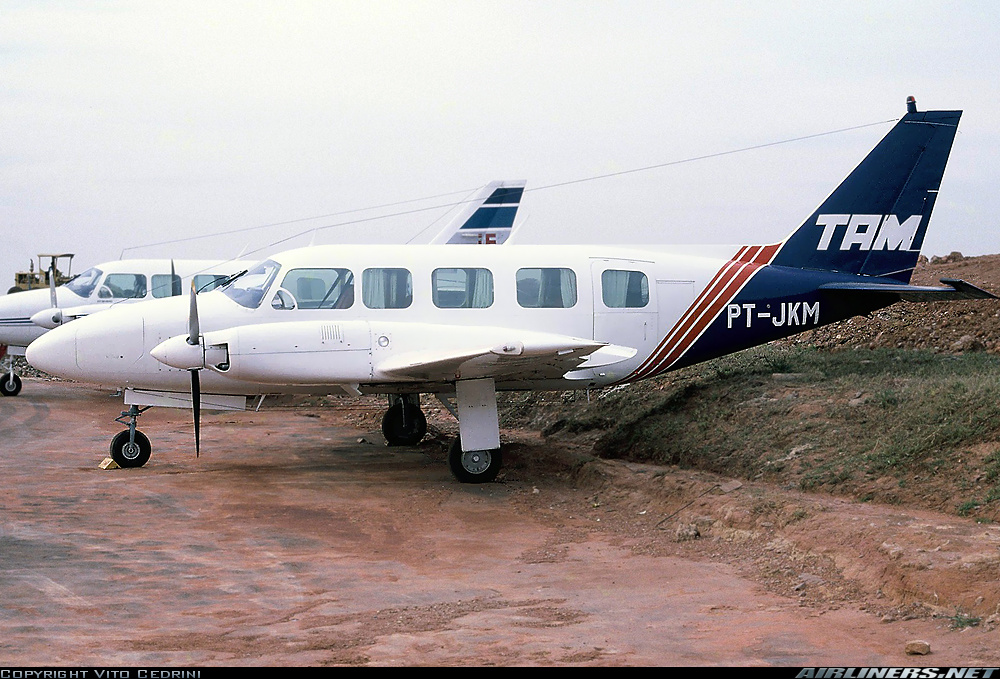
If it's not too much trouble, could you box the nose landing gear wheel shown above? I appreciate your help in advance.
[109,430,151,468]
[448,437,502,484]
[0,373,21,397]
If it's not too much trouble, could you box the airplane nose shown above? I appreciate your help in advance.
[25,324,77,378]
[26,310,146,381]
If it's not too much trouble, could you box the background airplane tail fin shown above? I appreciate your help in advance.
[770,100,961,282]
[428,180,526,245]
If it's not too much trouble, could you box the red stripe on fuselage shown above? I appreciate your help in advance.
[627,242,781,381]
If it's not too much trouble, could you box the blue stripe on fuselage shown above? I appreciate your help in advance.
[672,266,897,370]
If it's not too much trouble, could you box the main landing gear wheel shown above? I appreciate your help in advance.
[448,437,502,484]
[0,373,21,397]
[109,430,151,468]
[382,400,427,446]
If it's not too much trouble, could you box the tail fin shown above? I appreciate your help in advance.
[428,180,526,245]
[771,99,961,282]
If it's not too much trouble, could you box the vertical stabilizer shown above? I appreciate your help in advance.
[771,100,961,282]
[428,180,526,245]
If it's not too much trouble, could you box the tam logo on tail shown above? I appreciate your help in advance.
[815,214,923,252]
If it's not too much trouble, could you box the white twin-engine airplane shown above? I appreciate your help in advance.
[0,179,525,397]
[26,100,995,483]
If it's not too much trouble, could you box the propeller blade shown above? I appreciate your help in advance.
[190,368,201,457]
[171,260,181,296]
[187,280,200,345]
[48,260,57,309]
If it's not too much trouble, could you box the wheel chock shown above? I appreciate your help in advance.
[100,457,121,470]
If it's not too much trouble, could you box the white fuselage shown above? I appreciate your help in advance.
[0,259,248,353]
[26,244,738,396]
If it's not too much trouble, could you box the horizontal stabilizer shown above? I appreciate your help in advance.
[818,278,996,302]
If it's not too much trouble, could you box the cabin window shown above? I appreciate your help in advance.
[151,274,182,298]
[99,273,147,299]
[515,268,577,308]
[601,270,649,308]
[432,268,493,308]
[194,274,230,293]
[222,259,280,309]
[279,268,355,309]
[363,268,412,309]
[65,267,102,298]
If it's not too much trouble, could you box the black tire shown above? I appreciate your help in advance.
[0,373,21,397]
[6,286,23,295]
[448,437,502,484]
[109,430,151,468]
[381,400,427,446]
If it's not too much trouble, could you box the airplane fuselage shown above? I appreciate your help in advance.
[26,242,872,398]
[0,258,246,352]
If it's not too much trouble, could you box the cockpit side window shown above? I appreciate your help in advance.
[100,273,147,299]
[221,260,281,309]
[65,267,103,298]
[279,268,355,309]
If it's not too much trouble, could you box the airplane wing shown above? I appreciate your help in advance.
[151,320,637,386]
[818,278,996,302]
[376,337,636,383]
[29,303,113,329]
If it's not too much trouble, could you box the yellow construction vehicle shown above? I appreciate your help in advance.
[8,254,75,294]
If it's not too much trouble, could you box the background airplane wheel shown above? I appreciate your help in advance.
[381,401,427,446]
[0,373,21,397]
[109,430,151,468]
[448,437,502,483]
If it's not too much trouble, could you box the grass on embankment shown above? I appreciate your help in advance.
[512,346,1000,519]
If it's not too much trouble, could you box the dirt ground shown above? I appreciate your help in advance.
[3,380,1000,667]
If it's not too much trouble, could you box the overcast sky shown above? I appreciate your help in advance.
[3,1,999,281]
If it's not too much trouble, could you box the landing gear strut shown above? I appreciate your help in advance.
[441,378,504,483]
[110,404,152,468]
[381,394,427,446]
[0,348,21,397]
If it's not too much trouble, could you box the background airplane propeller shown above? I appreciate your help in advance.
[171,259,182,296]
[47,261,63,327]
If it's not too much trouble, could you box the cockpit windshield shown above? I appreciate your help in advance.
[65,267,103,298]
[221,259,280,309]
